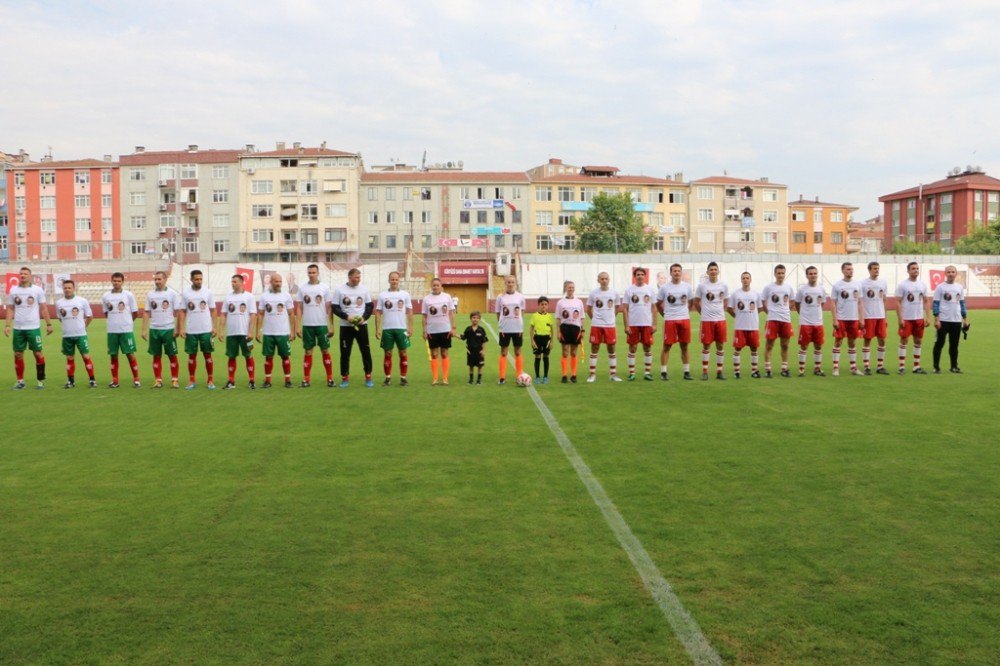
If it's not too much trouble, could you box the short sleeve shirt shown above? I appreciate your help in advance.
[258,291,293,336]
[182,288,215,334]
[729,289,762,331]
[587,288,620,327]
[376,290,413,330]
[8,285,46,330]
[695,281,729,322]
[56,296,92,338]
[760,283,795,323]
[222,292,257,337]
[146,288,182,330]
[895,279,929,320]
[623,284,658,326]
[657,282,693,321]
[296,282,333,327]
[102,290,139,334]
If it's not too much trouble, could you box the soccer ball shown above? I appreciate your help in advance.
[516,373,533,387]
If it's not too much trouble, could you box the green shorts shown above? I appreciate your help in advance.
[226,335,254,359]
[148,328,178,356]
[107,332,137,355]
[62,336,90,356]
[184,332,215,354]
[12,328,43,353]
[380,329,411,351]
[262,334,291,358]
[301,325,331,351]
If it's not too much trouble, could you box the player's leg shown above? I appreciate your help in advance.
[280,342,292,387]
[661,342,672,380]
[339,326,355,383]
[607,342,620,380]
[847,335,858,375]
[357,325,373,385]
[380,331,393,385]
[947,322,961,371]
[560,336,570,381]
[779,335,790,377]
[430,345,440,384]
[184,334,199,387]
[797,340,809,376]
[63,344,76,388]
[512,336,523,377]
[534,336,544,380]
[861,328,872,373]
[398,334,410,386]
[714,339,725,379]
[912,331,925,373]
[931,325,947,372]
[588,340,600,381]
[26,332,45,387]
[750,343,760,377]
[302,331,315,387]
[226,339,238,389]
[679,325,692,379]
[498,335,510,384]
[876,334,887,373]
[440,347,451,385]
[700,340,711,379]
[200,335,215,388]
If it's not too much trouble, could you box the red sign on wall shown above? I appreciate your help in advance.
[439,262,490,284]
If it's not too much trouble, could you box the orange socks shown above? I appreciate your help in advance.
[570,355,578,375]
[561,357,568,375]
[515,354,523,375]
[498,357,507,379]
[430,358,439,382]
[442,357,450,382]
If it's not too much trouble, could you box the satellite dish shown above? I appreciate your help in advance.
[457,161,464,168]
[447,161,453,168]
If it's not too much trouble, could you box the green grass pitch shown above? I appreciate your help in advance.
[1,312,997,663]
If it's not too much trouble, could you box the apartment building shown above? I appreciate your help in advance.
[788,196,858,254]
[526,159,687,253]
[6,155,120,262]
[688,176,789,254]
[238,144,362,262]
[359,170,530,257]
[119,146,243,263]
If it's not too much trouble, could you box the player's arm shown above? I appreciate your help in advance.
[726,296,735,318]
[932,291,942,329]
[406,305,413,338]
[41,293,53,334]
[4,297,12,335]
[248,312,258,340]
[449,306,456,337]
[294,299,304,336]
[288,299,297,340]
[331,298,348,321]
[960,292,968,325]
[895,286,904,326]
[177,305,187,338]
[922,293,931,325]
[422,311,429,339]
[141,306,150,340]
[217,308,227,341]
[373,305,382,339]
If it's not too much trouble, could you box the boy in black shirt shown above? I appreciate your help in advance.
[460,311,488,384]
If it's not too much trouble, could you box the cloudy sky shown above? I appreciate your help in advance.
[2,0,997,218]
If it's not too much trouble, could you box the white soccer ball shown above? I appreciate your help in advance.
[516,372,533,387]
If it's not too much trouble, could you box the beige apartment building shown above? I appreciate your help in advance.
[688,176,789,254]
[119,146,243,262]
[359,170,530,258]
[238,144,363,262]
[526,159,688,253]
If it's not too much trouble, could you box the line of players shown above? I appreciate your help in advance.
[4,259,969,389]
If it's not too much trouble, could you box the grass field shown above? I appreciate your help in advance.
[1,312,998,663]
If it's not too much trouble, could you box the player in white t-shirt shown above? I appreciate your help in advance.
[102,272,142,388]
[585,271,622,382]
[727,272,763,378]
[495,275,526,385]
[178,270,217,389]
[295,264,335,387]
[932,265,969,374]
[422,278,457,385]
[895,261,931,374]
[656,263,694,380]
[623,267,658,381]
[694,261,729,380]
[257,272,296,388]
[760,264,796,378]
[218,273,258,389]
[55,279,96,388]
[4,266,52,389]
[860,261,890,375]
[332,268,374,388]
[829,262,866,376]
[141,270,182,388]
[795,265,827,377]
[555,280,585,383]
[375,270,414,387]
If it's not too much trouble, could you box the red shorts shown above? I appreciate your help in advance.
[899,319,926,339]
[798,324,825,347]
[733,330,760,350]
[833,320,862,340]
[663,320,691,345]
[699,320,727,345]
[589,326,617,345]
[765,321,794,341]
[626,326,654,346]
[863,318,887,340]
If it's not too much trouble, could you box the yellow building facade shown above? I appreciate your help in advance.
[688,176,789,254]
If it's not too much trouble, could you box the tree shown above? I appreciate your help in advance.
[954,219,1000,254]
[570,192,657,253]
[889,239,943,255]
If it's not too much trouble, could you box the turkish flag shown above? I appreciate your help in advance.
[929,270,946,290]
[5,273,20,294]
[236,267,255,292]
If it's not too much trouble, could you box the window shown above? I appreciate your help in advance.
[648,189,664,204]
[650,236,664,251]
[460,187,470,199]
[130,215,147,229]
[402,187,412,201]
[129,168,145,181]
[101,170,112,184]
[813,232,823,243]
[101,217,112,232]
[762,189,778,202]
[367,187,377,201]
[300,180,318,195]
[0,237,7,250]
[421,211,432,225]
[41,218,57,233]
[628,189,642,202]
[162,192,177,204]
[325,203,347,217]
[460,211,470,224]
[40,172,56,185]
[420,188,431,200]
[214,239,230,253]
[281,230,297,245]
[670,213,686,228]
[669,190,685,204]
[557,186,574,202]
[302,229,319,245]
[792,210,805,222]
[279,159,298,168]
[252,204,272,218]
[649,212,664,226]
[74,171,90,185]
[476,187,486,199]
[512,210,522,225]
[367,235,379,249]
[280,180,297,194]
[15,196,26,211]
[130,241,148,255]
[535,186,552,202]
[14,172,25,186]
[404,211,415,225]
[495,187,504,199]
[183,237,199,253]
[212,214,230,228]
[477,210,487,224]
[160,214,176,229]
[75,195,91,208]
[212,165,229,179]
[384,187,395,201]
[813,211,823,223]
[421,235,432,248]
[252,228,274,242]
[557,213,573,226]
[830,211,843,222]
[581,187,597,203]
[212,190,228,203]
[762,232,777,244]
[536,235,552,250]
[740,231,755,242]
[536,211,553,226]
[325,228,347,242]
[762,210,778,223]
[831,232,844,244]
[670,236,685,252]
[386,235,397,249]
[368,212,379,225]
[494,210,504,225]
[301,204,318,221]
[793,232,807,243]
[101,194,112,207]
[177,164,195,179]
[130,192,145,206]
[494,235,505,248]
[74,217,91,231]
[251,180,273,194]
[512,234,523,248]
[697,208,714,222]
[158,166,175,180]
[697,186,713,200]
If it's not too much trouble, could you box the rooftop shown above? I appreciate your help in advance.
[11,158,115,170]
[120,149,243,165]
[789,196,858,210]
[362,171,529,183]
[692,175,787,187]
[879,170,1000,201]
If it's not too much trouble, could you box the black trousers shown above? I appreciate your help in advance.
[932,321,962,370]
[340,324,373,377]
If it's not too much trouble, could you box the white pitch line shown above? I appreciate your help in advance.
[482,321,721,665]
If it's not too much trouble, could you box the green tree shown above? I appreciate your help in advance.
[570,192,657,253]
[954,219,1000,254]
[889,239,944,255]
